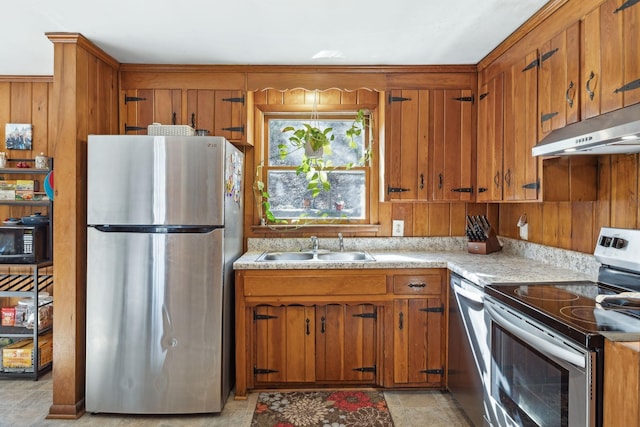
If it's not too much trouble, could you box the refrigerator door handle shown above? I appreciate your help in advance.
[92,225,219,233]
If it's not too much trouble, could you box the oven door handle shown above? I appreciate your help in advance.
[453,282,484,305]
[486,303,586,369]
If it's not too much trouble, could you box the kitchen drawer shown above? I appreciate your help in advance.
[393,274,442,295]
[243,273,387,296]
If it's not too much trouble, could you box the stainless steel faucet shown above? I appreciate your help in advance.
[310,236,319,252]
[338,233,344,251]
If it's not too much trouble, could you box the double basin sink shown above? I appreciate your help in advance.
[256,250,375,262]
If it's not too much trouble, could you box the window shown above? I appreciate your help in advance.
[262,112,371,223]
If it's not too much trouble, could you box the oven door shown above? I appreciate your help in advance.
[485,297,596,427]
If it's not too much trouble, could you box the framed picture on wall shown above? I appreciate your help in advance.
[5,123,33,150]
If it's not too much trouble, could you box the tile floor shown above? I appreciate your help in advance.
[0,373,472,427]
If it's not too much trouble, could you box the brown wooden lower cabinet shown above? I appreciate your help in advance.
[315,304,377,383]
[392,298,444,386]
[603,339,640,426]
[253,305,316,384]
[234,268,447,398]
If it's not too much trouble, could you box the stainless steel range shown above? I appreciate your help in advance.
[485,227,640,427]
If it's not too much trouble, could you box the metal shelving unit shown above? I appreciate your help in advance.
[0,262,54,379]
[0,157,53,380]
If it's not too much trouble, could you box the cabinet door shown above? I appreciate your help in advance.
[537,22,580,142]
[429,89,474,201]
[393,298,444,386]
[583,0,640,118]
[386,89,428,200]
[254,305,315,384]
[476,74,504,202]
[315,304,377,382]
[504,50,540,201]
[121,89,183,134]
[214,90,246,142]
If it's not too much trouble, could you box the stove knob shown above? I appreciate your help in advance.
[612,237,627,249]
[600,236,612,247]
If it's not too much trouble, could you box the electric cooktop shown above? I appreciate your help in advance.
[486,227,640,350]
[485,281,640,349]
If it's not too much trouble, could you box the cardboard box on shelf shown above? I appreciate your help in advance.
[15,190,34,201]
[1,331,53,372]
[0,180,16,190]
[1,307,15,326]
[0,189,15,200]
[16,180,34,190]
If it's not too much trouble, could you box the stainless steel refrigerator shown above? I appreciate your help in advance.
[85,135,243,414]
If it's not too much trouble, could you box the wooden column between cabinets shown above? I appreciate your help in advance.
[45,32,120,419]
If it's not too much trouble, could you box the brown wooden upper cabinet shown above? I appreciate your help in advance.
[477,73,505,202]
[582,0,640,118]
[120,88,251,145]
[537,22,580,142]
[505,50,541,201]
[386,89,473,202]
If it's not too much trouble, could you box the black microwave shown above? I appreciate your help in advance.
[0,225,49,264]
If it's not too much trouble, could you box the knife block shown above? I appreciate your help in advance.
[467,228,502,255]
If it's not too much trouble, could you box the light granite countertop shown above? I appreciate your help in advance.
[233,237,598,287]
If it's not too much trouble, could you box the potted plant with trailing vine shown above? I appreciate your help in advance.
[255,108,372,225]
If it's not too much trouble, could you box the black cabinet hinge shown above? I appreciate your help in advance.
[419,305,444,313]
[522,58,540,71]
[352,311,377,319]
[541,112,559,123]
[479,92,489,101]
[124,96,147,104]
[614,78,640,94]
[222,125,245,134]
[614,0,639,13]
[353,365,376,373]
[388,95,412,104]
[540,48,559,64]
[388,185,410,194]
[451,187,474,193]
[254,311,278,321]
[222,96,245,104]
[124,124,147,132]
[420,368,444,375]
[522,181,540,190]
[478,187,488,193]
[453,95,474,104]
[254,367,279,375]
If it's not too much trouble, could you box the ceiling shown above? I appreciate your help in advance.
[3,0,550,76]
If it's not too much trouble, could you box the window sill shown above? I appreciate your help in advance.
[250,223,381,235]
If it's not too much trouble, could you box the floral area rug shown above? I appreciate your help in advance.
[251,390,394,427]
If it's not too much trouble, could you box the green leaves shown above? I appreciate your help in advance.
[283,124,334,153]
[257,109,372,224]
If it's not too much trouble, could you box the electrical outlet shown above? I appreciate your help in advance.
[392,220,404,237]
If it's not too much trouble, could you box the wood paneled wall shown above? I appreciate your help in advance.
[499,154,639,254]
[0,77,53,222]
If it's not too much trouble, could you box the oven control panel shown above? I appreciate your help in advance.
[595,227,640,272]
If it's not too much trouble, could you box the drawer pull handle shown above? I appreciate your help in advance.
[321,316,326,334]
[408,283,426,288]
[306,318,310,335]
[399,312,404,330]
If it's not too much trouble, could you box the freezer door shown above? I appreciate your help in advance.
[86,227,226,414]
[87,135,232,226]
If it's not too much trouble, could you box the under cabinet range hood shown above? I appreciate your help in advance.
[532,103,640,156]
